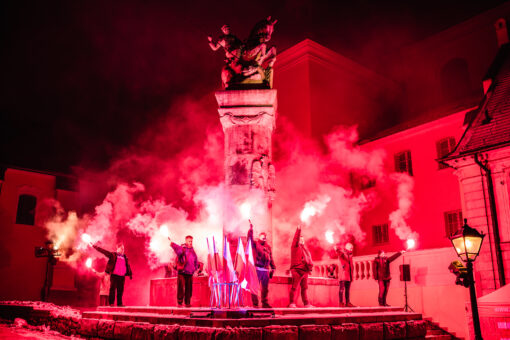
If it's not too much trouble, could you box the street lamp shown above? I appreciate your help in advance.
[449,219,485,340]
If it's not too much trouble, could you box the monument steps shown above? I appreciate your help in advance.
[82,305,422,328]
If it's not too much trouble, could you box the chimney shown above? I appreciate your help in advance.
[495,18,509,47]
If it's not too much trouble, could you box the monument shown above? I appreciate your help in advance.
[209,17,277,243]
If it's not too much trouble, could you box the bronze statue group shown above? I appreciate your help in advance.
[88,223,405,309]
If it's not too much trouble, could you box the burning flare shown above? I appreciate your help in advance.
[81,233,92,244]
[325,230,335,244]
[240,202,251,220]
[406,238,416,250]
[159,224,169,238]
[85,257,92,268]
[299,195,331,225]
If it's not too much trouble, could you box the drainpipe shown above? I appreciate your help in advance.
[474,153,506,287]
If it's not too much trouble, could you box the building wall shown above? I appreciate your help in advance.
[349,248,470,339]
[358,109,469,255]
[0,168,78,301]
[448,147,510,296]
[398,3,510,119]
[274,39,401,142]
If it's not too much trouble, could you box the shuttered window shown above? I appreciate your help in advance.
[373,224,389,245]
[444,210,463,237]
[436,137,456,169]
[394,150,413,176]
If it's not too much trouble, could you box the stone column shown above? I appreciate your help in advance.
[216,89,277,244]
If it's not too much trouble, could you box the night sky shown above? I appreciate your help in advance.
[1,0,508,173]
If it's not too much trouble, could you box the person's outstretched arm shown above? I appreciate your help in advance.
[93,244,112,258]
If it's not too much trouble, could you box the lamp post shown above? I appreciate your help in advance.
[449,219,485,340]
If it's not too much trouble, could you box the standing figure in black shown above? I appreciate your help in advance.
[288,224,314,308]
[373,250,405,306]
[335,242,355,307]
[247,221,276,308]
[169,235,199,307]
[40,241,58,302]
[92,243,132,306]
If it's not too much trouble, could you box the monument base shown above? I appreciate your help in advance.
[150,275,340,308]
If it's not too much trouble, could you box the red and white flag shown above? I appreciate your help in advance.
[206,238,216,286]
[212,236,223,282]
[223,236,236,283]
[233,237,246,284]
[243,238,260,295]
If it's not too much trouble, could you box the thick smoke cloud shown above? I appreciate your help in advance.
[41,97,417,304]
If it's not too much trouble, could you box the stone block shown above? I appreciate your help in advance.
[153,324,180,340]
[80,318,99,337]
[132,322,155,340]
[384,321,406,339]
[97,319,116,339]
[359,323,383,340]
[299,325,331,340]
[113,321,134,339]
[406,320,427,338]
[179,325,216,340]
[215,327,262,340]
[331,323,359,340]
[263,325,298,340]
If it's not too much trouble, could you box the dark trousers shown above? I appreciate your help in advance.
[177,273,193,305]
[289,269,309,305]
[251,269,270,307]
[339,280,351,305]
[109,274,125,306]
[378,280,390,305]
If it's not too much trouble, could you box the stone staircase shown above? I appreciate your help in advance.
[424,317,463,340]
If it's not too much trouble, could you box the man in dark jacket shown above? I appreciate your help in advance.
[92,243,133,307]
[335,242,354,307]
[169,235,199,307]
[373,250,405,306]
[247,221,276,308]
[288,225,313,308]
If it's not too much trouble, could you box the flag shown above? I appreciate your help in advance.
[212,236,223,282]
[223,236,236,283]
[234,237,246,284]
[206,238,215,286]
[243,238,260,296]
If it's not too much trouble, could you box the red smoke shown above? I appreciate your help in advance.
[42,96,416,305]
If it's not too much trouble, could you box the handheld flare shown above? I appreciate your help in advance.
[240,202,251,220]
[325,230,335,244]
[159,224,169,238]
[81,233,92,245]
[406,238,416,250]
[85,257,92,268]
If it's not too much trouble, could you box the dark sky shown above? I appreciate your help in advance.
[1,0,508,173]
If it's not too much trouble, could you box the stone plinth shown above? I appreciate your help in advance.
[151,275,342,308]
[216,89,277,243]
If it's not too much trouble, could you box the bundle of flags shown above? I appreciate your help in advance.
[206,235,260,307]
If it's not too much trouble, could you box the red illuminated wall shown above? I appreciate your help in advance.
[358,110,469,255]
[0,168,79,301]
[274,39,401,142]
[396,3,510,120]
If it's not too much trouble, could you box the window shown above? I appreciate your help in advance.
[436,137,456,169]
[350,172,376,191]
[16,194,37,225]
[444,210,463,237]
[394,150,413,176]
[373,224,389,245]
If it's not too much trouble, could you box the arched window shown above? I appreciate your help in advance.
[440,58,471,103]
[16,194,37,225]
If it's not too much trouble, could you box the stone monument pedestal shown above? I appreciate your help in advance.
[215,89,277,243]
